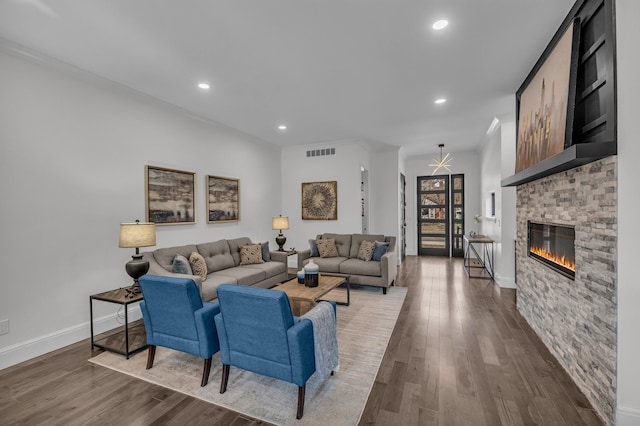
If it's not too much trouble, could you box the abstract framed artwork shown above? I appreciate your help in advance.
[145,165,196,225]
[206,175,240,223]
[515,18,581,173]
[301,181,337,220]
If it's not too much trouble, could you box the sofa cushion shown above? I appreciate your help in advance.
[372,241,390,261]
[240,244,264,265]
[200,274,237,301]
[215,266,266,286]
[243,261,287,279]
[339,258,381,277]
[357,240,376,261]
[153,244,198,272]
[197,240,235,273]
[227,237,253,266]
[349,234,385,258]
[189,252,208,281]
[303,256,347,273]
[317,238,339,258]
[172,254,193,275]
[321,233,352,258]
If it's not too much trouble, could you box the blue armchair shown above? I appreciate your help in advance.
[139,275,220,387]
[215,284,327,419]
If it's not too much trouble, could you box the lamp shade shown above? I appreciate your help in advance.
[272,216,289,231]
[119,222,156,248]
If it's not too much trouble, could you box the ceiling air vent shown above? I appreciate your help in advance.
[306,147,336,157]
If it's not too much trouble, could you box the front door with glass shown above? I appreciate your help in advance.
[417,175,449,256]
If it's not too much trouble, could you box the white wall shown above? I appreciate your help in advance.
[0,50,282,368]
[404,150,481,256]
[615,0,640,423]
[370,149,400,250]
[280,142,371,252]
[478,119,516,288]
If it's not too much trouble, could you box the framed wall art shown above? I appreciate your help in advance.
[515,18,581,173]
[207,175,240,223]
[145,165,196,225]
[301,181,337,220]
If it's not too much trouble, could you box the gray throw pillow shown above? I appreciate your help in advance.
[261,241,271,261]
[309,239,320,257]
[372,241,390,261]
[172,254,193,275]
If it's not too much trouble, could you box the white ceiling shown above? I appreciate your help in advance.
[0,0,575,156]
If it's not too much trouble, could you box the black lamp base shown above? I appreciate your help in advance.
[125,254,149,295]
[275,233,287,251]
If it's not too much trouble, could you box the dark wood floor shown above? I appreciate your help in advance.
[0,256,603,425]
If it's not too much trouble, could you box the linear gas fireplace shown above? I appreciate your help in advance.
[527,221,575,279]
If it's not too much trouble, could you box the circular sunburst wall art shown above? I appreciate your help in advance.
[301,181,338,220]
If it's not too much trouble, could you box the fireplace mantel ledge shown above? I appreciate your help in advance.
[501,141,616,187]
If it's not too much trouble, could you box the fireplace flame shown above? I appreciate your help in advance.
[530,246,575,271]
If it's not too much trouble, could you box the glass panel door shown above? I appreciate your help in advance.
[417,175,449,256]
[451,174,465,257]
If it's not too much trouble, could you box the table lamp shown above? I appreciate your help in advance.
[119,220,156,293]
[272,215,289,251]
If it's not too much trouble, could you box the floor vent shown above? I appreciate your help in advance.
[306,147,336,157]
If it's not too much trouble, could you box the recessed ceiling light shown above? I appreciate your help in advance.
[198,83,210,89]
[432,19,449,30]
[278,125,287,131]
[434,98,447,104]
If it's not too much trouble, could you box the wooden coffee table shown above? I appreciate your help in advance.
[275,274,350,316]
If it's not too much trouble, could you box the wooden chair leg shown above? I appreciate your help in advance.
[201,357,212,387]
[296,385,306,419]
[383,287,387,295]
[146,345,156,370]
[220,364,230,394]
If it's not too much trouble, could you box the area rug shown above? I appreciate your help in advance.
[89,286,406,426]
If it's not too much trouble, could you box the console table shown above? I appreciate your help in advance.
[463,234,494,280]
[90,286,147,358]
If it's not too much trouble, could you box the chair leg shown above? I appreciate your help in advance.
[383,287,387,295]
[296,385,306,419]
[201,357,212,387]
[220,364,230,394]
[146,345,156,370]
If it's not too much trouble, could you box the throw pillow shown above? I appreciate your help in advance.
[372,241,390,261]
[189,252,207,281]
[261,241,271,262]
[240,244,264,265]
[308,239,320,257]
[317,238,339,258]
[172,254,193,275]
[357,240,376,261]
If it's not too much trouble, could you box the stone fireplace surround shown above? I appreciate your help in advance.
[516,156,616,425]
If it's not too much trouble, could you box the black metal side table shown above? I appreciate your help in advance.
[90,286,147,358]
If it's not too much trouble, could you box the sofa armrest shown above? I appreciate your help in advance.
[297,249,311,270]
[380,250,397,286]
[142,252,203,291]
[269,251,288,264]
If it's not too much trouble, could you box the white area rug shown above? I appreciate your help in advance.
[89,286,407,426]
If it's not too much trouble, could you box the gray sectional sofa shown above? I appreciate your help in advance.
[141,237,288,301]
[297,233,397,294]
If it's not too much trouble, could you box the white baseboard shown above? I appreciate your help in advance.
[496,275,516,289]
[0,307,142,370]
[617,406,640,425]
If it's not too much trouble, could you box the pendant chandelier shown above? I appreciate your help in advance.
[429,144,453,175]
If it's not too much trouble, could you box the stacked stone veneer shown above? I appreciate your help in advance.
[516,156,616,425]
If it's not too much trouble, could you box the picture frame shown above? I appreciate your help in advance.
[515,18,581,173]
[301,181,338,220]
[206,175,240,223]
[145,165,196,225]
